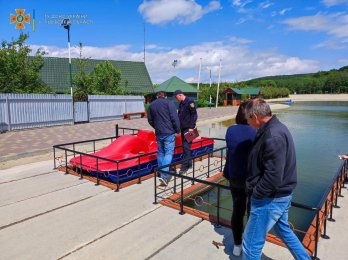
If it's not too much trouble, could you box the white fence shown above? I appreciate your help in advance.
[0,94,145,132]
[88,95,145,122]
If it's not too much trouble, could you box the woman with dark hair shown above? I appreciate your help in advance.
[223,100,256,256]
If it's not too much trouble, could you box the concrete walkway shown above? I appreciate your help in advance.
[0,160,294,260]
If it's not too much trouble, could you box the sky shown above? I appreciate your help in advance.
[1,0,348,84]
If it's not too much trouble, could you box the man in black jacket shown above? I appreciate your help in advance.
[174,90,198,174]
[242,98,310,260]
[148,91,180,186]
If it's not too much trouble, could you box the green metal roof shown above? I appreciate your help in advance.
[39,57,154,94]
[229,87,260,95]
[155,76,199,93]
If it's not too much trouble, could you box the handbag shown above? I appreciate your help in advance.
[184,128,199,143]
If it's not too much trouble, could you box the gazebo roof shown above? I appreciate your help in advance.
[155,76,199,93]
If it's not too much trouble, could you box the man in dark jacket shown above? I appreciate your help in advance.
[242,98,310,260]
[148,91,180,186]
[174,90,198,174]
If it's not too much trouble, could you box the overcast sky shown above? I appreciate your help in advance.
[2,0,348,84]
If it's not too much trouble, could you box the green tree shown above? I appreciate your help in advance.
[92,61,122,95]
[0,33,50,93]
[72,43,93,100]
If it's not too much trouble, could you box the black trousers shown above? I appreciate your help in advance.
[181,131,192,170]
[230,187,249,245]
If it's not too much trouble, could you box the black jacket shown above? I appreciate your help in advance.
[246,116,297,198]
[147,97,180,136]
[178,97,198,130]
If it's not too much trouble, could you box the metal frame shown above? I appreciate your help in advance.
[53,124,221,192]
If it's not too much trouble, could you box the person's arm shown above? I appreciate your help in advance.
[189,101,198,129]
[338,155,348,160]
[252,136,286,198]
[147,106,154,128]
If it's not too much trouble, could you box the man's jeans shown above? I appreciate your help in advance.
[243,195,311,260]
[156,134,176,182]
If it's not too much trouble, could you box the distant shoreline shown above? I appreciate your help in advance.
[268,94,348,102]
[197,103,289,127]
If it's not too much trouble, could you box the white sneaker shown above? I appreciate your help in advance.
[233,245,242,256]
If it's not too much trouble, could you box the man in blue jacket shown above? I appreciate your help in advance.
[174,90,198,174]
[242,98,310,260]
[148,91,180,186]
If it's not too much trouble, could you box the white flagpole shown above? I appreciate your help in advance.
[216,59,221,108]
[197,58,202,99]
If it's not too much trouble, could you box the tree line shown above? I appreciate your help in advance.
[192,66,347,106]
[247,67,348,95]
[193,82,290,107]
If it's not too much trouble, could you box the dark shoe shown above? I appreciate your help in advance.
[179,168,188,175]
[158,178,168,186]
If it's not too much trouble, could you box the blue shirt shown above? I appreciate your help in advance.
[147,97,180,136]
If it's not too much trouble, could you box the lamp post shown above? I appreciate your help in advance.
[209,69,211,109]
[172,59,178,75]
[216,59,221,108]
[206,67,212,109]
[209,69,212,109]
[197,58,202,100]
[61,18,73,97]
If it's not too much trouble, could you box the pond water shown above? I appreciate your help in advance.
[190,101,348,238]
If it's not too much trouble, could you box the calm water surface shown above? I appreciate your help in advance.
[194,101,348,236]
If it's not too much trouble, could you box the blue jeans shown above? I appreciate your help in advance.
[156,134,175,181]
[243,195,310,260]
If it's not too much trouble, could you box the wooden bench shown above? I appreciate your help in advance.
[123,112,147,120]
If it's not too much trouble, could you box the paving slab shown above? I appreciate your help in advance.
[153,220,294,260]
[152,220,234,260]
[0,160,54,183]
[0,180,108,229]
[65,206,202,260]
[0,169,89,206]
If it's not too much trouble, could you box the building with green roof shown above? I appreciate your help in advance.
[223,87,260,106]
[39,57,153,94]
[155,76,199,102]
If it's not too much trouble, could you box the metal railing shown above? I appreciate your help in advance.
[53,125,152,191]
[53,125,223,191]
[154,149,348,259]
